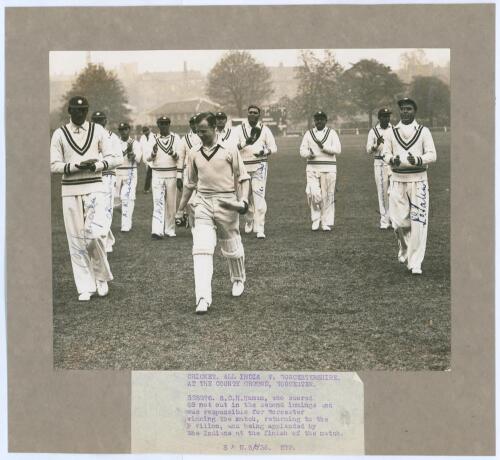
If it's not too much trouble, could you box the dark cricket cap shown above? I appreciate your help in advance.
[377,108,392,117]
[118,122,130,130]
[189,115,197,124]
[91,111,106,120]
[313,110,327,119]
[215,111,227,119]
[68,96,89,109]
[157,116,171,125]
[398,97,417,110]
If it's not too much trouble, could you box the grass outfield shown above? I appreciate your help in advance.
[52,132,450,371]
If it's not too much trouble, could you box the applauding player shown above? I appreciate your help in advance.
[235,105,277,239]
[50,96,121,301]
[177,112,250,314]
[115,122,142,232]
[366,108,393,229]
[91,111,122,252]
[382,98,437,275]
[299,111,341,231]
[145,116,182,238]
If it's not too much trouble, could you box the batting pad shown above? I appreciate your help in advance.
[192,224,216,255]
[219,235,245,259]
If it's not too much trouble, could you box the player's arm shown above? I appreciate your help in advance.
[420,128,437,165]
[366,129,377,154]
[96,129,121,171]
[406,129,437,167]
[174,135,184,190]
[50,129,88,174]
[235,150,250,210]
[382,132,399,167]
[322,130,341,155]
[50,130,68,174]
[219,149,250,213]
[299,133,313,158]
[177,152,197,213]
[236,126,251,150]
[133,140,143,164]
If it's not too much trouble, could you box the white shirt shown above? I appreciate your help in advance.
[50,120,121,196]
[102,130,122,176]
[382,120,437,182]
[116,137,142,175]
[216,127,238,149]
[185,142,250,194]
[235,120,278,172]
[145,133,183,179]
[366,123,392,166]
[299,126,341,173]
[178,131,202,180]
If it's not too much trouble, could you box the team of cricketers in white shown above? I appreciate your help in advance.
[51,96,437,312]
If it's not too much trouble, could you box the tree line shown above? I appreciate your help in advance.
[207,50,450,128]
[52,51,450,132]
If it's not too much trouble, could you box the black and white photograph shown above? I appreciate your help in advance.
[50,48,451,371]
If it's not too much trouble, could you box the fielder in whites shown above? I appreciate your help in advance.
[177,112,250,314]
[115,122,142,232]
[50,96,121,301]
[215,111,237,148]
[145,116,182,238]
[235,105,277,239]
[366,108,393,229]
[299,111,341,231]
[176,115,202,228]
[90,111,122,252]
[382,97,437,275]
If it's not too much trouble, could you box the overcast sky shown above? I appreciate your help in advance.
[50,49,449,77]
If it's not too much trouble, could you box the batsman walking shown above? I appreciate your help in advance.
[177,112,250,314]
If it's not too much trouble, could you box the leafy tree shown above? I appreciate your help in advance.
[58,63,131,128]
[207,51,273,117]
[341,59,405,127]
[409,76,450,126]
[292,50,344,127]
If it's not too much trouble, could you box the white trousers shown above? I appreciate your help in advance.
[374,163,391,227]
[191,193,246,305]
[115,170,137,231]
[246,162,268,233]
[389,180,430,271]
[62,192,113,294]
[102,174,116,252]
[306,170,336,227]
[151,175,177,236]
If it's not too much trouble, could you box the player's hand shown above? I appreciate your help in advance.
[76,159,98,170]
[151,150,157,159]
[177,178,183,191]
[254,150,264,157]
[152,144,158,154]
[175,214,186,227]
[376,137,384,146]
[407,152,416,165]
[219,198,248,214]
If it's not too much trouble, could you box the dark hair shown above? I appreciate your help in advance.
[248,105,261,114]
[196,112,216,128]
